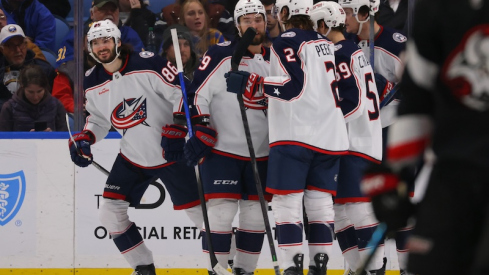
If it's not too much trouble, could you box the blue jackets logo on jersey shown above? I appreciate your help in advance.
[0,171,26,226]
[111,96,150,130]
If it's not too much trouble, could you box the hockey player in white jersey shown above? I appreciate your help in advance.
[68,20,204,275]
[311,2,384,274]
[181,0,271,274]
[226,1,349,274]
[338,0,411,273]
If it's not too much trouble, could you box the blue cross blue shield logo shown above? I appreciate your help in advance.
[0,171,26,226]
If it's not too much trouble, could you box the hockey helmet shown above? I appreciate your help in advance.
[338,0,380,16]
[234,0,267,28]
[277,0,313,21]
[87,19,121,63]
[310,1,346,30]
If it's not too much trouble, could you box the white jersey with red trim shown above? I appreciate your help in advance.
[187,40,270,159]
[263,29,349,154]
[83,52,182,168]
[335,40,383,162]
[354,26,407,128]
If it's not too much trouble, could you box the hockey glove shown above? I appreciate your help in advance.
[224,71,264,100]
[183,125,217,167]
[374,73,395,103]
[161,124,188,162]
[361,164,415,231]
[68,131,94,167]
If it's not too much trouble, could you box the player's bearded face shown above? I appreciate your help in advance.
[92,37,118,63]
[239,14,266,45]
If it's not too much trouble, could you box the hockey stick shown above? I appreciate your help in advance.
[231,27,281,275]
[170,29,231,275]
[66,114,165,209]
[369,9,375,70]
[354,222,388,274]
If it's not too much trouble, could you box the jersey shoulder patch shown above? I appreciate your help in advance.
[217,41,232,46]
[281,31,296,38]
[393,32,407,43]
[140,51,155,58]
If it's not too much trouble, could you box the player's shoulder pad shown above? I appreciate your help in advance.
[206,40,235,57]
[376,26,407,55]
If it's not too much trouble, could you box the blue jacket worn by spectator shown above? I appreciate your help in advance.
[1,0,56,51]
[0,85,67,131]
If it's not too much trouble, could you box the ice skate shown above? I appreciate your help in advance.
[233,267,254,275]
[131,263,156,275]
[307,253,328,275]
[283,254,304,275]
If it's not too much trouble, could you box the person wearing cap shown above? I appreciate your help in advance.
[0,6,46,61]
[0,24,56,111]
[1,0,56,52]
[161,24,197,82]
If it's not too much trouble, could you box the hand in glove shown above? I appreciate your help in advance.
[184,125,217,166]
[161,124,188,162]
[68,131,94,167]
[224,71,264,100]
[361,164,415,231]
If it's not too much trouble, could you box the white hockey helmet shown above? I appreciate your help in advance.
[338,0,380,16]
[87,19,122,63]
[234,0,267,32]
[277,0,313,20]
[310,1,346,30]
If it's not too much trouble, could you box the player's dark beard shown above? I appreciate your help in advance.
[251,32,265,46]
[98,49,118,64]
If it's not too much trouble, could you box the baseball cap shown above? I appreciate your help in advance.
[0,24,25,45]
[92,0,119,8]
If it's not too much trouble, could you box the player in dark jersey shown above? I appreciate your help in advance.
[361,0,489,274]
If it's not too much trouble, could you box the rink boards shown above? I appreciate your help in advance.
[0,133,401,274]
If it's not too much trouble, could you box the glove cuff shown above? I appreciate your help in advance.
[361,173,399,197]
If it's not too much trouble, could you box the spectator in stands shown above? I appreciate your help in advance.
[0,24,56,110]
[261,0,280,47]
[205,0,235,41]
[161,24,197,82]
[56,0,145,68]
[161,0,234,41]
[1,0,56,52]
[0,6,46,60]
[119,0,159,48]
[52,29,94,115]
[0,64,67,131]
[377,0,409,33]
[179,0,225,59]
[38,0,71,19]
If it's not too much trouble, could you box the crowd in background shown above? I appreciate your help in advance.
[0,0,409,132]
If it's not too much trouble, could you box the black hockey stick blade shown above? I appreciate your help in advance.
[231,27,257,72]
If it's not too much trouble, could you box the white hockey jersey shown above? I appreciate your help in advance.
[84,52,182,168]
[186,40,270,159]
[263,29,349,154]
[354,26,407,128]
[335,40,382,163]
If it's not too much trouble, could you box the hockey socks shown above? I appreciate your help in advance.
[112,222,153,269]
[233,228,265,272]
